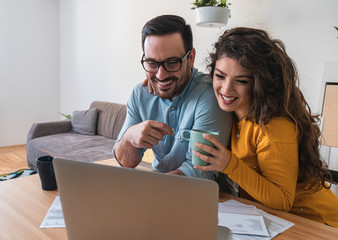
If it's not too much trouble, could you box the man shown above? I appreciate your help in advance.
[113,15,234,187]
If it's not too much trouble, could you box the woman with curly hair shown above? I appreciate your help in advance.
[194,27,338,227]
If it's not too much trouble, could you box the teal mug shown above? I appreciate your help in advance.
[182,129,219,166]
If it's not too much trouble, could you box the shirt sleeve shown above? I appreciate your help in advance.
[223,121,298,211]
[178,87,233,180]
[112,85,145,159]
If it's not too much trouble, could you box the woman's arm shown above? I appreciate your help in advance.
[195,119,299,211]
[224,142,298,211]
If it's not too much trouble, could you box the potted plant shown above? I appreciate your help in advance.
[191,0,231,28]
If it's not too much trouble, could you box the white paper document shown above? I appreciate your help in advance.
[40,196,65,228]
[218,200,294,239]
[218,200,269,237]
[257,209,295,239]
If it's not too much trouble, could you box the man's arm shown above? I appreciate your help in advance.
[167,169,185,175]
[114,133,142,168]
[114,120,173,168]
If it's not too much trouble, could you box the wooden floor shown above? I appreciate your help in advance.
[0,145,154,176]
[0,145,28,175]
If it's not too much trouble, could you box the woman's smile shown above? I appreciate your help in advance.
[213,57,253,121]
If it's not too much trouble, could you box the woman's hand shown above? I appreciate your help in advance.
[193,133,231,172]
[142,78,156,95]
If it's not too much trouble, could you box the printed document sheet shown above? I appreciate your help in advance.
[40,196,65,228]
[218,200,294,239]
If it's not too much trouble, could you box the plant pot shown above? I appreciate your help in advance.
[194,6,231,28]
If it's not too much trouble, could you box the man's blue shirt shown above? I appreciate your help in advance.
[113,68,233,180]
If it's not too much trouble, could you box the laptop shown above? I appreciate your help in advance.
[53,158,230,240]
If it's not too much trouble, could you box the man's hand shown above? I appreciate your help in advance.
[124,120,174,149]
[167,169,185,176]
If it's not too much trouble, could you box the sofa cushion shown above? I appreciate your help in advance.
[71,108,98,135]
[27,133,116,171]
[89,101,126,139]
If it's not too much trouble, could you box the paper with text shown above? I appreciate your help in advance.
[218,200,269,237]
[40,196,65,228]
[218,200,294,239]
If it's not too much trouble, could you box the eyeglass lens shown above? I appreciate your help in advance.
[143,61,181,73]
[142,50,191,73]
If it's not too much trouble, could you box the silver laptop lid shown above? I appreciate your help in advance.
[53,158,219,240]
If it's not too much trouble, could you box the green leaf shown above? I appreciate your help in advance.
[191,0,228,9]
[58,112,72,119]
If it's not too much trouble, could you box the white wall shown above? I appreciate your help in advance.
[59,0,338,114]
[59,0,222,113]
[229,0,338,112]
[0,0,59,147]
[1,0,338,147]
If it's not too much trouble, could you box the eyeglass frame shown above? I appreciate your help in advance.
[141,50,191,73]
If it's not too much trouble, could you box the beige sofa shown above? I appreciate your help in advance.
[26,101,127,171]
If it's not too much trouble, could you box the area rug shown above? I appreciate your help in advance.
[0,169,37,181]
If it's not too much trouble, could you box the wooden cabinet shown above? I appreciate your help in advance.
[321,84,338,148]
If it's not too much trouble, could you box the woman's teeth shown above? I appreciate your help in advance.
[222,95,235,101]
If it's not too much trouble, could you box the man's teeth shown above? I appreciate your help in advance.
[222,95,235,101]
[158,80,173,86]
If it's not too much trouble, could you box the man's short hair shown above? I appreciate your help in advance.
[141,15,193,53]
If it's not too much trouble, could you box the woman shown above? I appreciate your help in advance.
[193,27,338,227]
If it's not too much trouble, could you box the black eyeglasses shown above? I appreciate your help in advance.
[141,50,191,73]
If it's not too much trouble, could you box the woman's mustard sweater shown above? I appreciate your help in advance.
[223,117,338,227]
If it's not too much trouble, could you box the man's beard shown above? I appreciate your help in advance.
[149,67,191,100]
[149,76,178,100]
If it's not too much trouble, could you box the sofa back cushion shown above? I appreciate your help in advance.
[89,101,127,139]
[72,108,98,135]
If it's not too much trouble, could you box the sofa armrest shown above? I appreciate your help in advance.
[27,120,72,141]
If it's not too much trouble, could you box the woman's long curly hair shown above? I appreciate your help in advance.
[208,27,332,191]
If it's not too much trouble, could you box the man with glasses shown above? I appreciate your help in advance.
[113,15,235,191]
